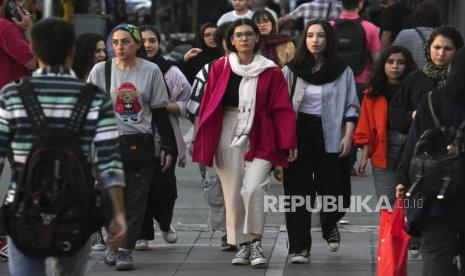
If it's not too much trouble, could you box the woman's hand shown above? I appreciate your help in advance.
[396,184,406,198]
[288,149,298,162]
[183,48,202,62]
[338,135,352,158]
[353,157,368,176]
[274,165,283,182]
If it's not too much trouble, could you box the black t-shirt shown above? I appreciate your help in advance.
[222,71,242,108]
[380,2,405,41]
[385,83,401,103]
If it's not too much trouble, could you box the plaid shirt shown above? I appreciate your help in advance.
[290,0,342,26]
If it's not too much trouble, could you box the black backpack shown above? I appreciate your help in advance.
[407,92,465,199]
[333,18,368,76]
[1,78,104,257]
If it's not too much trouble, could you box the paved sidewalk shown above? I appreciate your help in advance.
[0,224,422,276]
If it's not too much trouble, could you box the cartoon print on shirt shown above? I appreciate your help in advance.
[115,82,142,122]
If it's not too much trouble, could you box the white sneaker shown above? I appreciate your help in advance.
[161,224,178,244]
[289,250,310,264]
[135,239,149,251]
[232,243,251,265]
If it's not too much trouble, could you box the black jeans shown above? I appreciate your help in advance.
[420,218,464,276]
[139,155,177,239]
[283,113,351,254]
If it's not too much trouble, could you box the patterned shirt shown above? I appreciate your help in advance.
[290,0,342,26]
[0,67,125,204]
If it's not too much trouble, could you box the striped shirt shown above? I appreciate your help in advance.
[290,0,342,26]
[393,27,433,69]
[186,59,216,123]
[282,66,359,153]
[0,67,124,203]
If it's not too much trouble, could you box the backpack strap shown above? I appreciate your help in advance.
[325,1,333,20]
[66,84,97,134]
[17,78,49,132]
[104,60,112,93]
[427,91,441,128]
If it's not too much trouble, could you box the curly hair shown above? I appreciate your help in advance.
[73,33,106,80]
[367,46,416,99]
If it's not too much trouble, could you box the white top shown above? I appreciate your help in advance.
[298,83,322,115]
[217,10,254,26]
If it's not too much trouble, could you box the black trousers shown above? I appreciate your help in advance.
[139,155,178,240]
[283,113,351,254]
[420,218,464,276]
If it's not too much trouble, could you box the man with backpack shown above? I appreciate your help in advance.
[0,18,127,276]
[332,0,381,173]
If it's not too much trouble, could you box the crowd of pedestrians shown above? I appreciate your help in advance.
[0,0,464,275]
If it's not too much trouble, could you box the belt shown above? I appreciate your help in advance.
[119,133,153,145]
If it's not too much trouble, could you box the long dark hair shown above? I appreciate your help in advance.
[367,46,416,99]
[73,33,106,80]
[139,25,175,74]
[291,20,336,69]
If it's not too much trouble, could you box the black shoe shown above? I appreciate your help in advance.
[326,225,340,252]
[221,234,238,252]
[408,238,421,258]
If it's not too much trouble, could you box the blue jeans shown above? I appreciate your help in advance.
[8,237,91,276]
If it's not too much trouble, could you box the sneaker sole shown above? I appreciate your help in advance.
[232,259,250,265]
[103,259,116,266]
[115,264,133,271]
[251,259,268,268]
[290,257,309,264]
[134,246,149,251]
[327,243,339,252]
[91,245,107,251]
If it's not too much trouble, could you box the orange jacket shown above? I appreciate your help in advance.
[353,89,388,169]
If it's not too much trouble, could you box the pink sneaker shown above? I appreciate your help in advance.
[0,238,8,259]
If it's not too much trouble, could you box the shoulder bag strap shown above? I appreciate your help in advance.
[104,60,112,93]
[325,1,333,20]
[427,91,441,128]
[17,78,49,132]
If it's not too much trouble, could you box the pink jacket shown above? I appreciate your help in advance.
[192,57,297,168]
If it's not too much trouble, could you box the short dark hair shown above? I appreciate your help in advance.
[342,0,362,10]
[367,45,416,98]
[31,18,75,66]
[214,22,232,53]
[225,18,261,54]
[292,20,336,67]
[426,25,464,63]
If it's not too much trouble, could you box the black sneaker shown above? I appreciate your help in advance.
[221,234,238,252]
[326,225,340,252]
[408,238,421,258]
[231,242,250,265]
[115,250,133,271]
[103,249,118,266]
[249,240,268,268]
[91,229,106,251]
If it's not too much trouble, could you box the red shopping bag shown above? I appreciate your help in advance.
[377,199,412,276]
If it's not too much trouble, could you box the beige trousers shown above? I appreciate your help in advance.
[215,110,272,245]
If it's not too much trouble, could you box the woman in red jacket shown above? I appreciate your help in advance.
[353,45,415,205]
[192,19,297,268]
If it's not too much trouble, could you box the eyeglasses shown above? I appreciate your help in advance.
[233,31,256,40]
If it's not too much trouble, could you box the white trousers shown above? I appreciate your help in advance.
[215,110,272,245]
